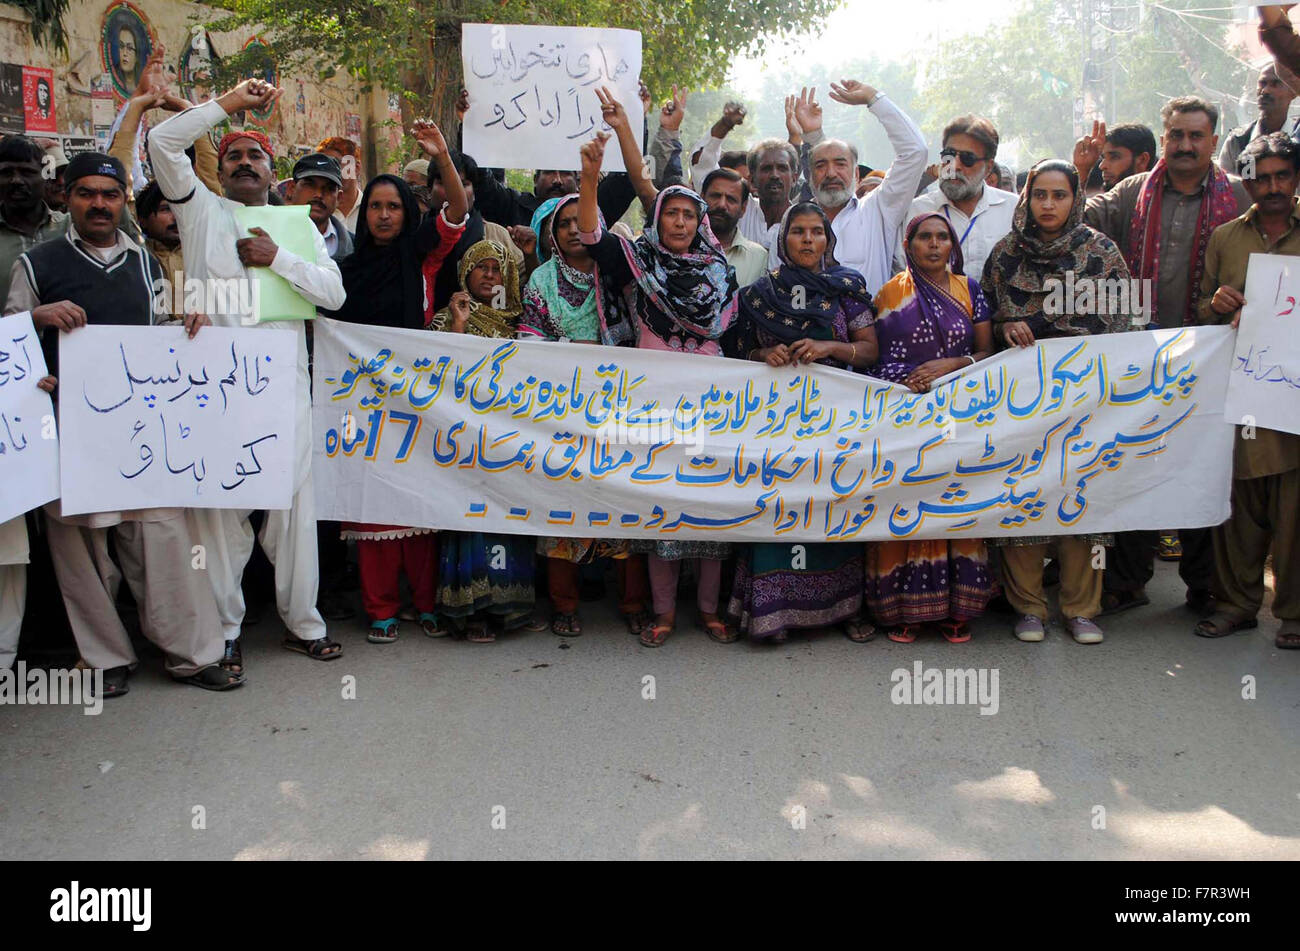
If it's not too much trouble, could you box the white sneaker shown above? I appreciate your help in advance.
[1014,614,1045,642]
[1067,616,1104,644]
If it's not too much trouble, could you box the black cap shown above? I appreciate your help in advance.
[292,152,343,187]
[64,151,127,189]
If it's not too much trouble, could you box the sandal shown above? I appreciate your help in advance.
[640,623,672,648]
[220,638,243,674]
[176,664,245,691]
[938,620,971,644]
[700,617,738,644]
[418,612,447,638]
[465,619,496,643]
[843,618,876,643]
[521,614,549,633]
[1276,621,1300,649]
[367,618,399,644]
[282,635,344,660]
[886,625,917,644]
[550,612,582,637]
[1194,612,1258,638]
[623,610,652,636]
[1098,589,1150,617]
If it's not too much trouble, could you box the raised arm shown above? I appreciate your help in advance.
[413,119,466,223]
[596,86,656,209]
[577,133,608,235]
[830,79,927,228]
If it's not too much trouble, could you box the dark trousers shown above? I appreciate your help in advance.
[1104,528,1214,594]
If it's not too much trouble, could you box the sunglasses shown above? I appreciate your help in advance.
[940,147,987,168]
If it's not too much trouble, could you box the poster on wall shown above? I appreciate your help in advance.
[240,37,279,124]
[0,64,23,134]
[178,29,218,105]
[22,67,55,134]
[345,112,361,141]
[100,1,155,100]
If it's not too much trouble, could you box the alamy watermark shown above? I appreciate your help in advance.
[890,661,999,715]
[1043,272,1152,327]
[0,663,102,715]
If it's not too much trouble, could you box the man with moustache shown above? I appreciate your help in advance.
[896,115,1015,282]
[288,152,352,261]
[0,136,67,306]
[148,79,347,673]
[4,152,236,696]
[1218,62,1299,172]
[701,167,767,287]
[1078,96,1250,620]
[1193,132,1300,649]
[767,79,927,293]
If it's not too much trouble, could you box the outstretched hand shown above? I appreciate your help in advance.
[828,78,878,106]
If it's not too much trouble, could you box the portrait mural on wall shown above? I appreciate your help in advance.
[100,1,156,100]
[179,29,220,105]
[241,37,279,125]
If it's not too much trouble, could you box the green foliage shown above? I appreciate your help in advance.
[11,0,72,54]
[917,0,1256,167]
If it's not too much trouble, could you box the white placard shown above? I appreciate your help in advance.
[0,312,59,522]
[1223,252,1300,435]
[312,319,1236,542]
[461,22,643,172]
[58,325,297,515]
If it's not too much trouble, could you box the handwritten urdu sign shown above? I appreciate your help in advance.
[0,312,59,523]
[312,319,1236,542]
[58,325,297,515]
[1223,253,1300,436]
[461,23,643,173]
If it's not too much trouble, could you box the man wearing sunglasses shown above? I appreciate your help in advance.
[896,115,1015,281]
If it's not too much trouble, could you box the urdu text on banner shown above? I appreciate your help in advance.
[460,23,643,173]
[311,319,1236,543]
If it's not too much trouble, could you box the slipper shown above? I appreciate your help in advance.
[419,612,447,638]
[640,623,672,648]
[843,618,876,643]
[700,617,738,644]
[176,664,245,691]
[938,620,971,644]
[624,610,652,636]
[96,665,130,699]
[465,620,496,643]
[1275,621,1300,650]
[367,618,399,644]
[886,625,916,644]
[1193,612,1257,638]
[220,638,243,675]
[282,635,344,660]
[550,612,582,637]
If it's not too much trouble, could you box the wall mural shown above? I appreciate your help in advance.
[100,1,156,100]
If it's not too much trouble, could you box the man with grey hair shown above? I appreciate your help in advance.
[896,115,1016,281]
[769,79,927,293]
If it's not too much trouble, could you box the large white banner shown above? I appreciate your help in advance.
[461,22,643,172]
[0,312,59,523]
[58,325,297,515]
[1224,252,1300,436]
[312,319,1235,542]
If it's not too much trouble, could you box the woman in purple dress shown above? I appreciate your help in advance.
[863,212,996,643]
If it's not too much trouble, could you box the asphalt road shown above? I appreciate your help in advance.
[2,559,1296,860]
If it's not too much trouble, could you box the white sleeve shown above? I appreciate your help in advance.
[859,95,928,233]
[267,225,346,311]
[146,100,228,214]
[689,135,725,191]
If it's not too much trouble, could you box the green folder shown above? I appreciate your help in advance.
[232,204,318,321]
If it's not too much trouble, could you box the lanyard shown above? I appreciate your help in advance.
[943,204,982,246]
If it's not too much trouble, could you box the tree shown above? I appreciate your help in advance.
[917,0,1256,168]
[11,0,73,54]
[205,0,838,168]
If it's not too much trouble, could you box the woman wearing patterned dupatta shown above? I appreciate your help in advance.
[981,159,1135,646]
[519,192,653,638]
[723,201,880,645]
[428,239,540,642]
[864,212,995,643]
[577,98,740,649]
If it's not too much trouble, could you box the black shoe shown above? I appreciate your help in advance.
[96,665,130,699]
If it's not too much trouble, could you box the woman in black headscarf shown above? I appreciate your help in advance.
[325,121,469,644]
